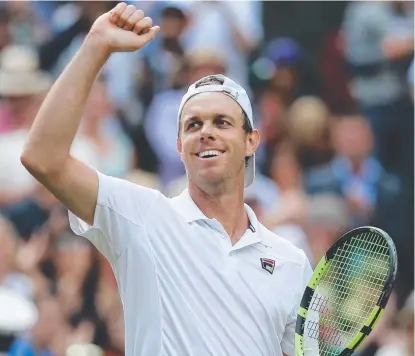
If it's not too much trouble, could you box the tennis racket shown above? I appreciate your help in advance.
[295,226,398,356]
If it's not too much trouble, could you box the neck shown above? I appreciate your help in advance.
[188,180,249,245]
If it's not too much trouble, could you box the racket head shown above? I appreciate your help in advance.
[295,226,398,356]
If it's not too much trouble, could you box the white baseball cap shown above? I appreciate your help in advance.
[177,74,255,187]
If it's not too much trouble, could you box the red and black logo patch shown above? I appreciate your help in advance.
[261,258,275,275]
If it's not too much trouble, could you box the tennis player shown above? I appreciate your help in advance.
[22,3,312,356]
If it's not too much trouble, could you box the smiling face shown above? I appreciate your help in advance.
[177,92,259,191]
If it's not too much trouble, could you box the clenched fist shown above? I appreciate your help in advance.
[88,2,160,54]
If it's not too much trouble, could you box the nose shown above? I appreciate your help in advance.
[199,121,215,142]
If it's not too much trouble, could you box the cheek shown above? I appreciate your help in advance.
[232,136,249,158]
[179,139,193,162]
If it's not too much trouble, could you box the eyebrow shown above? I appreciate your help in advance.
[183,113,237,126]
[182,116,199,129]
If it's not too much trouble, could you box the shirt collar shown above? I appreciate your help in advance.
[171,189,272,248]
[173,188,209,223]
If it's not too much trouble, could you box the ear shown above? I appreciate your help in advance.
[245,129,260,157]
[177,137,183,159]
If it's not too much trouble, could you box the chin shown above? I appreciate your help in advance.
[198,173,225,186]
[191,169,226,188]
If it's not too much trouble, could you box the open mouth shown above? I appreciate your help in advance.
[196,150,225,159]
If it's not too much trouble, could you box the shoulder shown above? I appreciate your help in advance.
[258,223,309,267]
[96,172,166,222]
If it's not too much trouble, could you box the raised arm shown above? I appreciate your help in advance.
[21,3,159,225]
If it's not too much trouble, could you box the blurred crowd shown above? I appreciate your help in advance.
[0,1,413,356]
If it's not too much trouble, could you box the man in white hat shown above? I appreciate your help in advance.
[0,45,52,207]
[22,3,312,356]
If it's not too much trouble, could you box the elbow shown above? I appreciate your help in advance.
[20,151,58,178]
[20,152,44,177]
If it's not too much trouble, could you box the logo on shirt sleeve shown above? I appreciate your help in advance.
[260,258,275,275]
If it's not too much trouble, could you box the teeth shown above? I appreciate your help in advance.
[198,150,222,158]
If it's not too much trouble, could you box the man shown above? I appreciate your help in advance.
[144,48,227,189]
[0,45,51,206]
[21,3,311,355]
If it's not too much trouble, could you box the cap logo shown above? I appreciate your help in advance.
[260,258,275,275]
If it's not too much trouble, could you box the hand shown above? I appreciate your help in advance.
[347,196,372,219]
[15,231,50,273]
[382,35,414,60]
[68,320,95,345]
[88,2,160,54]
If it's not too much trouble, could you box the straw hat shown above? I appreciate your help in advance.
[186,48,227,71]
[288,96,330,145]
[0,45,52,96]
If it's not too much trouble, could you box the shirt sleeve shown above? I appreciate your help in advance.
[281,252,313,356]
[68,171,161,264]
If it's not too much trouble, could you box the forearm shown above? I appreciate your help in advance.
[22,34,110,175]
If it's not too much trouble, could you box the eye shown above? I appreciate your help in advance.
[216,118,230,127]
[187,121,202,130]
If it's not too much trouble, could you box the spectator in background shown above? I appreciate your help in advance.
[109,2,191,177]
[243,171,280,218]
[75,76,135,178]
[1,184,57,242]
[52,234,108,349]
[260,142,311,261]
[9,296,67,356]
[101,302,124,356]
[354,292,398,356]
[253,38,302,169]
[304,193,350,265]
[145,48,227,189]
[1,1,50,47]
[254,38,321,177]
[39,1,115,77]
[38,1,142,137]
[0,214,34,300]
[139,2,190,97]
[305,114,400,227]
[255,88,288,178]
[343,0,414,307]
[254,38,321,107]
[287,96,333,170]
[185,1,263,90]
[374,291,414,356]
[261,38,303,106]
[0,45,51,207]
[342,1,414,175]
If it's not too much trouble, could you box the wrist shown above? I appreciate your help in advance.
[83,30,112,61]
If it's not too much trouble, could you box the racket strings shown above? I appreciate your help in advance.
[304,232,390,356]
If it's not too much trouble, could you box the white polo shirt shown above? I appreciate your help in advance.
[69,172,312,356]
